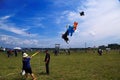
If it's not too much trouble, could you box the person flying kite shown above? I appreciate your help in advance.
[62,21,78,43]
[21,51,40,80]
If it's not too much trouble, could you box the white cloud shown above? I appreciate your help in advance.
[0,19,39,37]
[0,35,41,48]
[0,22,27,35]
[1,15,11,20]
[0,34,62,48]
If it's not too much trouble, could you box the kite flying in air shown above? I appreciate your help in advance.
[62,21,78,44]
[62,11,84,43]
[79,11,85,16]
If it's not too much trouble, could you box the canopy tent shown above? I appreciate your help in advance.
[14,47,21,50]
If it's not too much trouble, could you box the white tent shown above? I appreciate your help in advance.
[14,47,21,50]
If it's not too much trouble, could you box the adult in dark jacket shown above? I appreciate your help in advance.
[44,50,50,75]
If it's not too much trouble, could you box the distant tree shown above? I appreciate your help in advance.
[98,45,106,50]
[108,44,120,49]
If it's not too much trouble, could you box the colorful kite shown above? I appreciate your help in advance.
[62,21,78,43]
[62,30,69,44]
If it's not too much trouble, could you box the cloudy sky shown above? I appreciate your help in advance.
[0,0,120,48]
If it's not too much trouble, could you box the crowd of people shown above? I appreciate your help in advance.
[6,49,18,57]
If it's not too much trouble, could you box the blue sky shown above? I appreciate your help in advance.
[0,0,120,48]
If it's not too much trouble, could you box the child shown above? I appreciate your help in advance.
[22,53,36,80]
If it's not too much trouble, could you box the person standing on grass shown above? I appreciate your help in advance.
[7,50,10,57]
[54,49,58,56]
[67,49,70,55]
[7,50,12,58]
[14,50,18,57]
[44,50,50,75]
[22,53,36,80]
[98,49,103,56]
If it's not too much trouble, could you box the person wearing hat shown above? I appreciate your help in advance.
[22,53,36,80]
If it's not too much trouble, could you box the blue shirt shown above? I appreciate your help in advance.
[22,57,31,69]
[67,25,74,36]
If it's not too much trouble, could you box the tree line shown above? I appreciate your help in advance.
[99,43,120,50]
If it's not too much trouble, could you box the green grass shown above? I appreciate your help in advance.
[0,50,120,80]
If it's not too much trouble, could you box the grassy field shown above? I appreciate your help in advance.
[0,50,120,80]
